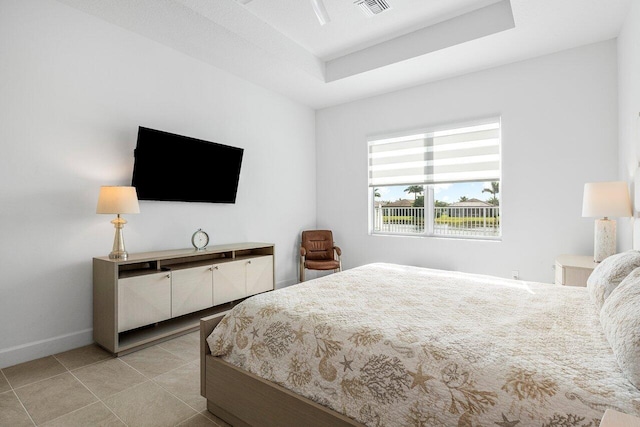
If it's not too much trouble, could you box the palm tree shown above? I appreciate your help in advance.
[404,185,423,201]
[374,188,381,198]
[483,181,499,206]
[458,196,469,202]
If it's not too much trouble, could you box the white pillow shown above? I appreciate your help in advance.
[587,250,640,310]
[600,267,640,389]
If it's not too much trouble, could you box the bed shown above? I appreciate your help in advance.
[200,263,640,426]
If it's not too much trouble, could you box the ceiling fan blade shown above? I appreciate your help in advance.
[311,0,330,26]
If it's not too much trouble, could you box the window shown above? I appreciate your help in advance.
[368,119,501,239]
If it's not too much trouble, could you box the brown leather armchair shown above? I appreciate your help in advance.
[299,230,342,282]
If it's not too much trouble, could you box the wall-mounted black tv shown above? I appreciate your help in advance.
[131,127,243,203]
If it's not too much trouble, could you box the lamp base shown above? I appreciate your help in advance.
[594,218,616,262]
[109,215,129,260]
[108,251,129,260]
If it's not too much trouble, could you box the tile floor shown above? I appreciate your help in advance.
[0,332,229,426]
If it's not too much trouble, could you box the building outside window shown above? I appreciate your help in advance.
[368,119,501,239]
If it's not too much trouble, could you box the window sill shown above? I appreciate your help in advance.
[369,231,502,242]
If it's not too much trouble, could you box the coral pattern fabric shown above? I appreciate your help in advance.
[600,267,640,390]
[207,263,640,427]
[587,250,640,310]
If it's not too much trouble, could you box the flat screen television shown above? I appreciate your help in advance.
[131,127,243,203]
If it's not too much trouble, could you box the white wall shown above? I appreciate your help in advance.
[617,1,640,251]
[0,0,316,368]
[316,41,618,283]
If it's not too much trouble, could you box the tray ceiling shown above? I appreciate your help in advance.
[55,0,631,109]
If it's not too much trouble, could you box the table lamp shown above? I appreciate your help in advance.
[96,186,140,260]
[582,181,632,262]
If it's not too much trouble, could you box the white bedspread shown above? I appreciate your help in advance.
[207,263,640,426]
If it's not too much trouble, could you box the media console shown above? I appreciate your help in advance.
[93,242,274,355]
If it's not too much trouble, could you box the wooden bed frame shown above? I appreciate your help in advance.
[200,314,364,427]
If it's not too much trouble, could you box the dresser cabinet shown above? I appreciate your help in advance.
[212,256,274,305]
[213,260,247,305]
[94,243,275,355]
[118,271,172,332]
[171,265,213,318]
[246,256,275,295]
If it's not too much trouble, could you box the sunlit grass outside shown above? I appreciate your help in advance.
[382,215,424,225]
[435,215,500,226]
[383,216,501,226]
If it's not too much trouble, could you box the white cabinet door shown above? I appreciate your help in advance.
[171,266,213,317]
[213,260,246,305]
[118,272,171,332]
[246,256,274,296]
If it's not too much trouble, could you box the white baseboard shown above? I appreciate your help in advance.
[0,328,93,369]
[1,279,300,369]
[276,271,332,287]
[276,277,298,289]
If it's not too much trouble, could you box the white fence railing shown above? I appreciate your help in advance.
[373,206,500,237]
[373,206,425,234]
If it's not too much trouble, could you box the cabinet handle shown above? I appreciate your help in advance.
[165,274,171,279]
[213,266,219,270]
[247,260,252,265]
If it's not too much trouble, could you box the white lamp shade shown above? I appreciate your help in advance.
[582,181,632,218]
[96,186,140,214]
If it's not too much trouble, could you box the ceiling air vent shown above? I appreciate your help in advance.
[354,0,391,16]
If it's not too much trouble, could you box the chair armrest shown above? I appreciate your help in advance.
[300,247,307,257]
[334,246,342,256]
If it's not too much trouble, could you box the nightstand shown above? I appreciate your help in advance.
[555,255,597,287]
[599,409,640,427]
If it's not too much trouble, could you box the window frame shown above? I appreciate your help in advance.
[367,118,502,241]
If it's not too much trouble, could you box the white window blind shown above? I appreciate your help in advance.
[368,121,500,187]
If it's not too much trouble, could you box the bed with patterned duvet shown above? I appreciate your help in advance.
[206,263,640,426]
